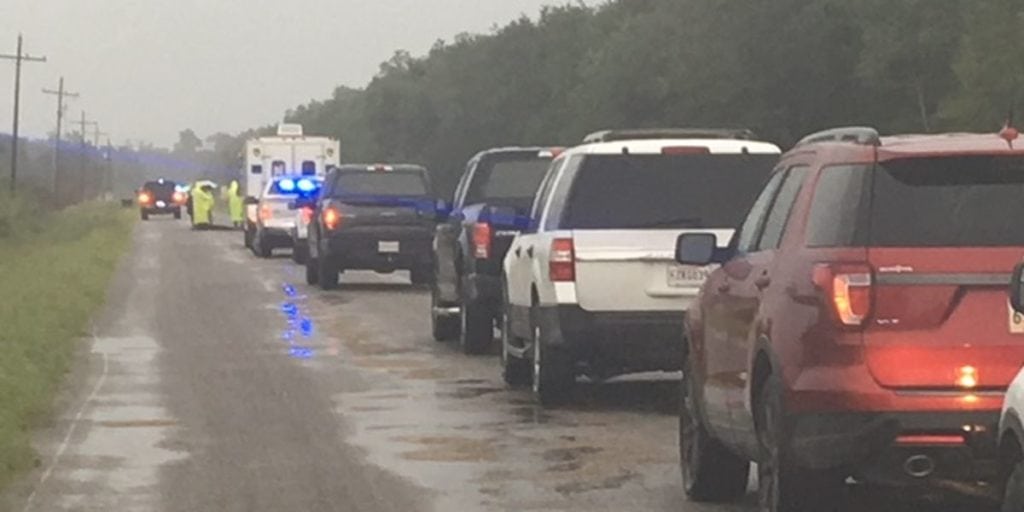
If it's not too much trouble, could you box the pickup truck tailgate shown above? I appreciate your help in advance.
[572,229,733,312]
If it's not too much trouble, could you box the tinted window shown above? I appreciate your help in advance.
[332,171,428,197]
[466,156,551,206]
[271,161,287,175]
[869,156,1024,246]
[806,165,868,247]
[736,171,785,252]
[560,154,776,230]
[544,155,583,231]
[301,161,316,175]
[757,166,809,250]
[143,181,177,199]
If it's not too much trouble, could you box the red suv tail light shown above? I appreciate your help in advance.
[322,207,342,231]
[814,263,873,327]
[549,238,576,282]
[473,222,492,259]
[138,192,152,204]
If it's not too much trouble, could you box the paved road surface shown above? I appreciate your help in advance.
[0,219,993,511]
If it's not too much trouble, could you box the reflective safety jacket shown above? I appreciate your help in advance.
[228,180,244,223]
[192,185,215,225]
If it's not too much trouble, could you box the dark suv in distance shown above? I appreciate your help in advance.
[306,164,439,290]
[431,147,559,354]
[676,126,1024,511]
[137,179,185,220]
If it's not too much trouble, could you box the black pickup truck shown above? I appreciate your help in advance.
[431,147,559,353]
[305,164,440,290]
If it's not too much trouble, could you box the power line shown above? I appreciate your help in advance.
[0,34,47,195]
[42,77,80,200]
[72,111,97,203]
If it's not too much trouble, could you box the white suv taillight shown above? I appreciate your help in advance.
[473,222,492,259]
[813,263,873,326]
[549,238,575,282]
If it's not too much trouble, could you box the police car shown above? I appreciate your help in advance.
[252,176,322,258]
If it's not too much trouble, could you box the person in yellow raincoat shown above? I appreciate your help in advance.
[228,180,245,228]
[191,182,216,229]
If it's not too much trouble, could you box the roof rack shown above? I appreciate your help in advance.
[583,128,758,144]
[795,127,881,147]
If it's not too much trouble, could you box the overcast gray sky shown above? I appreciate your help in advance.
[0,0,582,148]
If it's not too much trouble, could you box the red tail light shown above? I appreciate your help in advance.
[172,192,187,204]
[322,207,342,231]
[813,263,873,327]
[300,206,315,225]
[473,222,493,259]
[549,238,575,282]
[138,192,152,204]
[259,204,273,222]
[662,146,710,155]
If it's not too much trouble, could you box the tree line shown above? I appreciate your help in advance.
[279,0,1023,194]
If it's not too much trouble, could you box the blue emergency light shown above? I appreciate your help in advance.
[278,178,296,192]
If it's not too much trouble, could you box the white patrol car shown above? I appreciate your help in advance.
[500,129,781,405]
[251,176,322,259]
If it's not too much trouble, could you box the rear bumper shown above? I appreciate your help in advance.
[536,305,684,375]
[324,227,433,270]
[788,410,1000,485]
[141,205,181,214]
[259,227,293,247]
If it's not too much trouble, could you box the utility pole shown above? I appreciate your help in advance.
[72,111,96,204]
[92,126,108,200]
[42,77,79,201]
[0,34,47,195]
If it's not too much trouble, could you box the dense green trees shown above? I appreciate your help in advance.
[277,0,1023,195]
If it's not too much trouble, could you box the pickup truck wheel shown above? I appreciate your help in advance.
[501,306,530,387]
[173,209,182,220]
[305,257,319,286]
[140,211,149,221]
[680,359,749,502]
[243,224,254,249]
[317,257,339,290]
[757,375,845,512]
[431,288,459,342]
[460,300,493,355]
[532,320,573,406]
[292,242,308,265]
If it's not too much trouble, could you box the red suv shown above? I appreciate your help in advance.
[675,126,1024,511]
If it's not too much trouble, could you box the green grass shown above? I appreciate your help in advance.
[0,200,135,488]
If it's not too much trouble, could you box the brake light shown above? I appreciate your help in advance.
[138,192,152,204]
[549,238,575,282]
[300,206,315,225]
[322,207,342,230]
[172,192,186,204]
[813,264,872,326]
[259,204,273,222]
[895,435,965,447]
[662,146,711,155]
[473,222,492,259]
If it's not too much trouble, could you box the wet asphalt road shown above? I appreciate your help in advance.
[0,219,996,511]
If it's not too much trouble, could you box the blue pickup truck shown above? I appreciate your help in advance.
[431,147,559,354]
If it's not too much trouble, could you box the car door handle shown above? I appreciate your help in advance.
[526,246,534,258]
[755,275,772,290]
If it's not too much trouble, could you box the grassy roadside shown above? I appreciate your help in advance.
[0,200,135,488]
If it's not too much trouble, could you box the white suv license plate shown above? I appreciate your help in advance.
[667,266,711,288]
[378,241,400,254]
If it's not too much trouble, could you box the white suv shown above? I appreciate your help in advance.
[501,129,781,404]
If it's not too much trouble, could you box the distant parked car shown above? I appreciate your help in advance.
[431,147,560,353]
[678,126,1024,512]
[306,164,440,289]
[137,178,185,220]
[501,128,780,404]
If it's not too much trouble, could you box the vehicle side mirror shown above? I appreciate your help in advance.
[243,196,259,206]
[676,233,718,266]
[435,199,452,221]
[1011,263,1024,313]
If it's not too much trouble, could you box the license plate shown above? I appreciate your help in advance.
[667,266,711,288]
[156,200,166,208]
[378,241,400,253]
[1009,303,1024,334]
